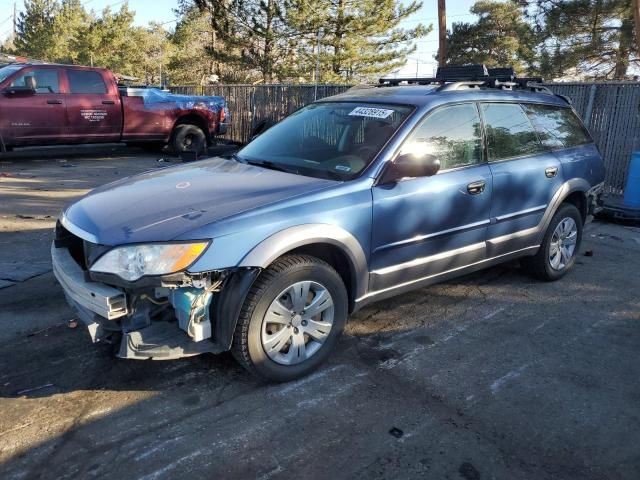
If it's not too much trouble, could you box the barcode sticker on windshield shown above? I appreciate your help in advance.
[348,107,394,119]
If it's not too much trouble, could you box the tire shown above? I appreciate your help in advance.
[231,254,348,382]
[170,124,207,156]
[524,203,583,281]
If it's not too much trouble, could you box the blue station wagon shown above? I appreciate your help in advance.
[52,66,605,381]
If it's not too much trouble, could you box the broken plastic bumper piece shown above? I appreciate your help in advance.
[51,243,220,359]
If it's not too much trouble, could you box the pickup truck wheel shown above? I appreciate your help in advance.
[231,254,348,382]
[523,203,583,281]
[171,124,207,156]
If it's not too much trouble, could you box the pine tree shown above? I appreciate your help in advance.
[50,0,89,64]
[446,1,537,74]
[14,0,58,61]
[528,0,638,79]
[287,0,431,82]
[195,0,295,83]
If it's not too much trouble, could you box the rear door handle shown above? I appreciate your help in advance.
[467,180,486,195]
[47,99,62,105]
[545,166,559,178]
[102,100,115,105]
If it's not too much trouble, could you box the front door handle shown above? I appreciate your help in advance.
[545,166,559,178]
[467,180,486,195]
[102,100,115,105]
[47,99,62,105]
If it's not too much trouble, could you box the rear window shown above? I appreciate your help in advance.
[523,104,591,149]
[67,70,107,94]
[481,103,543,161]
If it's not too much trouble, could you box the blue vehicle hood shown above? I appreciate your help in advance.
[63,157,335,246]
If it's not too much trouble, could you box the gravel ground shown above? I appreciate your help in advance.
[1,146,639,480]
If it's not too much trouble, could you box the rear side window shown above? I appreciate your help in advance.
[524,104,591,149]
[10,69,60,93]
[400,103,484,170]
[481,103,543,161]
[67,70,107,94]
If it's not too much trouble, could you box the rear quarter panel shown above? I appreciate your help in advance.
[556,143,605,188]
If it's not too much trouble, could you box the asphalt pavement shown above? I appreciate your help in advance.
[1,146,639,480]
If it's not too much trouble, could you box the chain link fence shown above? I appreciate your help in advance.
[171,82,639,198]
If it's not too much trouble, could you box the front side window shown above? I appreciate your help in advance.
[0,65,25,84]
[399,103,483,170]
[10,68,60,93]
[481,103,543,161]
[523,104,591,149]
[67,70,107,94]
[237,102,413,180]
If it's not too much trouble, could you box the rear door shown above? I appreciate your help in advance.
[62,68,121,142]
[480,102,563,256]
[0,66,66,145]
[370,102,493,293]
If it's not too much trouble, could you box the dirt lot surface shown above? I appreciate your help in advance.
[1,146,639,480]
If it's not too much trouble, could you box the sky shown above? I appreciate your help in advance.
[0,0,481,77]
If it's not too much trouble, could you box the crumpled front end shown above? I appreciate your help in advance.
[51,221,252,360]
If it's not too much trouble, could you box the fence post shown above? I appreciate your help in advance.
[584,84,597,126]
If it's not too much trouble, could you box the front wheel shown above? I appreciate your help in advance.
[231,255,348,382]
[524,203,583,281]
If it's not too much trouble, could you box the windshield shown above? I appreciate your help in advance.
[237,102,413,180]
[0,65,24,84]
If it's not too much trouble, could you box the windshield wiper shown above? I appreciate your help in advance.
[246,159,295,174]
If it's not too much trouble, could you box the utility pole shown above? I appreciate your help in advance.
[438,0,447,67]
[633,0,640,55]
[13,1,17,36]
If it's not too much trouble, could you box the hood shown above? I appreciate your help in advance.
[63,157,335,245]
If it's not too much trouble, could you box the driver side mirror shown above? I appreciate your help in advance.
[383,152,441,183]
[2,85,36,96]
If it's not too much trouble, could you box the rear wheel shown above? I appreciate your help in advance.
[231,254,348,382]
[170,124,207,156]
[524,203,583,281]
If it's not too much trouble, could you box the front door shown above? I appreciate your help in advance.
[370,103,493,294]
[0,67,66,145]
[63,68,121,142]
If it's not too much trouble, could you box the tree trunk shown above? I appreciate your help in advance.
[332,0,344,76]
[633,0,640,55]
[263,0,274,83]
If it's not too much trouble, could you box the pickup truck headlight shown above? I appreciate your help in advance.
[90,242,209,281]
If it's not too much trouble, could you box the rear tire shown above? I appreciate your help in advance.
[524,203,583,281]
[170,124,207,156]
[231,254,348,382]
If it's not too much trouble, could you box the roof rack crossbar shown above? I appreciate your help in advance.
[378,64,549,94]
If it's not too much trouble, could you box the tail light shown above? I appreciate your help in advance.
[219,107,226,123]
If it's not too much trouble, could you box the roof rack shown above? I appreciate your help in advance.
[379,64,550,94]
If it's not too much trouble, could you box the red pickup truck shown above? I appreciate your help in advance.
[0,63,229,154]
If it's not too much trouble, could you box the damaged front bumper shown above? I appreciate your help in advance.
[51,243,253,360]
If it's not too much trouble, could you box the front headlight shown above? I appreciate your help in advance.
[90,242,209,281]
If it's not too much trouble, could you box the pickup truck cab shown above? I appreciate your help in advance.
[51,66,605,382]
[0,63,228,154]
